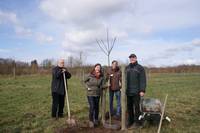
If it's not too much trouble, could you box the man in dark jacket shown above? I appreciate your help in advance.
[126,54,146,128]
[107,60,122,118]
[51,59,71,118]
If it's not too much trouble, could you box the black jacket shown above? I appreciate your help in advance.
[51,66,71,95]
[125,62,146,96]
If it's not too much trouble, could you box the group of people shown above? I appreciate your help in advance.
[51,53,146,129]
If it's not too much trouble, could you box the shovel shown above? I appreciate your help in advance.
[63,72,76,126]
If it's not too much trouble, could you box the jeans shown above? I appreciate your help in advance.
[87,96,100,122]
[51,92,65,117]
[109,90,121,116]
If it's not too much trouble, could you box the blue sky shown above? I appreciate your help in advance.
[0,0,200,67]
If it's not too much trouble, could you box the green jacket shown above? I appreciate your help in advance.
[125,62,146,96]
[84,73,104,96]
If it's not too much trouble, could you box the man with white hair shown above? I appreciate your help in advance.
[51,59,71,119]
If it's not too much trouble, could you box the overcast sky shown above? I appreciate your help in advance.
[0,0,200,67]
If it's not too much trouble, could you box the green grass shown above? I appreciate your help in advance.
[0,73,200,133]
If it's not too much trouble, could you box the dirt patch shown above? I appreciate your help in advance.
[55,118,124,133]
[59,126,124,133]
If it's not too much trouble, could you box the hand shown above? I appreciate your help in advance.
[140,92,145,97]
[119,82,122,88]
[103,85,109,89]
[62,68,66,73]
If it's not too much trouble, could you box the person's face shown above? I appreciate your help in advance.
[58,59,65,67]
[130,57,137,64]
[95,65,101,73]
[112,62,118,69]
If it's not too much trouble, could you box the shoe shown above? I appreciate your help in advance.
[89,121,94,128]
[128,123,142,129]
[58,114,64,118]
[127,122,133,129]
[113,115,121,120]
[94,120,100,127]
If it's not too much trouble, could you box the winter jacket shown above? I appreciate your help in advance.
[51,66,71,95]
[125,62,146,96]
[107,67,122,91]
[84,73,104,96]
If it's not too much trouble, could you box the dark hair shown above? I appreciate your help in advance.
[90,63,103,76]
[129,54,137,58]
[112,60,118,64]
[94,63,101,68]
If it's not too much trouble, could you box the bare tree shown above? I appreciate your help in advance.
[96,29,116,66]
[96,28,116,125]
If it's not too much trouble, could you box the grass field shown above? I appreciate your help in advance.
[0,73,200,133]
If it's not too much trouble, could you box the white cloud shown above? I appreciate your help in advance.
[184,59,199,65]
[36,32,53,43]
[39,0,200,46]
[40,0,133,24]
[0,10,53,43]
[0,10,32,36]
[191,38,200,46]
[60,28,127,56]
[138,38,200,66]
[135,0,200,31]
[0,0,199,66]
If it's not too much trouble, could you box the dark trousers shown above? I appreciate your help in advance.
[87,96,100,122]
[51,92,65,117]
[127,95,141,125]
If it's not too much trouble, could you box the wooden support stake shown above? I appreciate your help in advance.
[157,94,168,133]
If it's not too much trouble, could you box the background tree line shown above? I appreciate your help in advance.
[0,58,200,76]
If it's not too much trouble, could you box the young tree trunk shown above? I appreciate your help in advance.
[101,88,106,124]
[121,65,126,130]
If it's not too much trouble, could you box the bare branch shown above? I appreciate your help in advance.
[107,28,110,50]
[101,39,108,51]
[109,37,116,54]
[96,39,108,55]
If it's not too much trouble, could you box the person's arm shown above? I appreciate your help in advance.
[139,67,146,96]
[84,74,90,83]
[100,77,108,90]
[84,74,91,89]
[65,70,71,79]
[105,68,110,82]
[53,67,63,79]
[62,67,71,79]
[119,70,122,89]
[125,66,128,91]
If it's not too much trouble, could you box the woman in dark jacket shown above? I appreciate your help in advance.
[84,63,104,127]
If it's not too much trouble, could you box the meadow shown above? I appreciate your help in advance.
[0,73,200,133]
